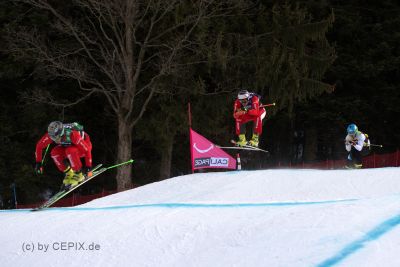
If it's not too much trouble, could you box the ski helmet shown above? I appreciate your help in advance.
[238,90,249,100]
[347,123,358,135]
[48,121,64,141]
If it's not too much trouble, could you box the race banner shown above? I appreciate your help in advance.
[190,128,236,171]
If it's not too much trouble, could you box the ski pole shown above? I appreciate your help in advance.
[369,144,383,148]
[104,159,134,170]
[262,103,276,107]
[37,144,50,174]
[41,144,50,166]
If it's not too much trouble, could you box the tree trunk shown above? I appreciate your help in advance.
[158,135,174,181]
[116,117,133,191]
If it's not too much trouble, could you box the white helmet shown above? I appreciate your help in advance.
[237,90,249,100]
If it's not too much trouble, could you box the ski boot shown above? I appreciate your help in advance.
[345,163,362,169]
[354,163,362,169]
[344,164,354,169]
[248,133,259,147]
[72,171,85,184]
[62,167,76,189]
[236,134,247,147]
[62,167,84,190]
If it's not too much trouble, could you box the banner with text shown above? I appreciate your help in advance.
[190,128,236,171]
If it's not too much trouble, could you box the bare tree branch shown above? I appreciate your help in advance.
[7,0,250,190]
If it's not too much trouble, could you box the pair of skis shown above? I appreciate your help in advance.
[32,159,134,211]
[217,140,269,153]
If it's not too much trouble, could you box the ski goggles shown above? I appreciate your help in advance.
[49,127,64,142]
[348,130,359,137]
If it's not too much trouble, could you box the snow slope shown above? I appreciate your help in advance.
[1,168,400,267]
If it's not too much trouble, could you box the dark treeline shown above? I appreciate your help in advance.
[0,0,399,207]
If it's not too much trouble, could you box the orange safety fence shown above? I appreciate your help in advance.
[276,150,400,170]
[16,150,399,209]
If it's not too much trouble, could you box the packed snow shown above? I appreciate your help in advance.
[1,167,400,267]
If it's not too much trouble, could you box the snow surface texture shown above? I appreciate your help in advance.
[1,168,400,267]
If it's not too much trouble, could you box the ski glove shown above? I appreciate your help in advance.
[234,109,247,118]
[84,167,93,178]
[345,141,356,146]
[35,162,43,175]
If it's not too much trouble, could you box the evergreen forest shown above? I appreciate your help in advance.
[0,0,399,207]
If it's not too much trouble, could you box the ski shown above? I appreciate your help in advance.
[32,164,104,211]
[217,145,268,152]
[32,159,134,211]
[224,140,269,153]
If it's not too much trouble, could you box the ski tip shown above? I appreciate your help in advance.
[31,207,44,212]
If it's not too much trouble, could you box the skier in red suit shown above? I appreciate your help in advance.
[233,90,266,147]
[35,121,93,189]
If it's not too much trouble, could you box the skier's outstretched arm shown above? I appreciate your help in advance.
[35,134,53,163]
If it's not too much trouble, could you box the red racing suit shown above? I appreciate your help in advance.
[35,130,92,172]
[233,94,266,135]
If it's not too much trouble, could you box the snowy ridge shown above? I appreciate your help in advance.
[1,167,400,267]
